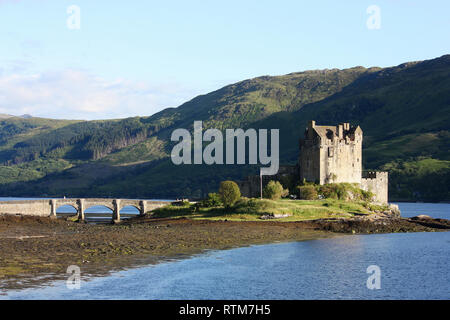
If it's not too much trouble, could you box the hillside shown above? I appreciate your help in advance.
[0,55,449,201]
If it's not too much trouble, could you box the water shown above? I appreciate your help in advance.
[1,201,449,300]
[395,202,450,219]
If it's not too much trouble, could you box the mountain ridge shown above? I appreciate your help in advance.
[0,54,449,201]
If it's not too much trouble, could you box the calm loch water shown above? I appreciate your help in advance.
[394,202,450,219]
[1,201,449,300]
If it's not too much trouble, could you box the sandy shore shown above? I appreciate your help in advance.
[0,214,448,291]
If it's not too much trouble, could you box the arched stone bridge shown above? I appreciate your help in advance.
[0,198,173,223]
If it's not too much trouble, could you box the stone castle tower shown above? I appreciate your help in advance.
[299,120,388,203]
[299,120,363,184]
[238,120,389,203]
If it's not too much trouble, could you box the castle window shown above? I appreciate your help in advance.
[328,147,334,157]
[326,130,334,140]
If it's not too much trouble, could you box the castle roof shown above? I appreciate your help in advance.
[306,121,362,141]
[313,125,337,140]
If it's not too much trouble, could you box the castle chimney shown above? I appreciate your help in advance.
[306,120,316,139]
[344,123,350,131]
[338,124,343,138]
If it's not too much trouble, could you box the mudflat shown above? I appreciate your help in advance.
[0,214,448,291]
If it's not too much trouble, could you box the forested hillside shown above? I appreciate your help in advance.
[0,55,449,201]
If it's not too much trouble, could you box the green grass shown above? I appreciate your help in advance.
[102,136,167,165]
[151,198,388,222]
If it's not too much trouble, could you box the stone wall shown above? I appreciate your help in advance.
[299,121,363,185]
[361,171,389,204]
[319,134,362,185]
[298,139,321,183]
[0,200,51,217]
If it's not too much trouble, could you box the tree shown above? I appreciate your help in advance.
[263,180,287,200]
[219,181,241,207]
[297,185,318,200]
[201,192,223,207]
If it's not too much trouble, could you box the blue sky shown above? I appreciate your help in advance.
[0,0,449,119]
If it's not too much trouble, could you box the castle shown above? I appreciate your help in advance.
[238,120,388,203]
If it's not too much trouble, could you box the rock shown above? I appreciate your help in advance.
[411,215,432,220]
[387,204,401,218]
[273,214,291,219]
[259,213,291,220]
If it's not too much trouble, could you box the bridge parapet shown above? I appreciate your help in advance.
[0,198,173,222]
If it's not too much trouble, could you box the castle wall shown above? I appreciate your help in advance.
[237,176,260,198]
[299,141,321,183]
[300,122,362,185]
[361,171,388,204]
[320,136,362,184]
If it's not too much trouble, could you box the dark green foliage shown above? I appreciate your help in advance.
[233,197,269,213]
[263,180,288,200]
[201,192,223,207]
[219,181,241,207]
[316,183,374,201]
[359,189,375,202]
[297,185,318,200]
[7,117,154,164]
[317,184,347,200]
[277,174,298,195]
[381,158,450,201]
[0,120,37,145]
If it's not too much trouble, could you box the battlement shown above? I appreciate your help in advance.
[363,171,388,180]
[361,171,388,203]
[305,120,362,143]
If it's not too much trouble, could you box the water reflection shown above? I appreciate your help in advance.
[3,232,449,300]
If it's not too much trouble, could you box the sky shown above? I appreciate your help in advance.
[0,0,449,120]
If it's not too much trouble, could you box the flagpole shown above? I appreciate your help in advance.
[260,172,263,199]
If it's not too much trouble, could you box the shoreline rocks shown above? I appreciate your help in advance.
[259,213,291,220]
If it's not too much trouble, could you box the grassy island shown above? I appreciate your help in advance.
[151,198,391,222]
[150,180,393,222]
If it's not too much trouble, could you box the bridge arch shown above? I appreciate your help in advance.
[83,201,114,212]
[55,204,78,218]
[84,205,114,223]
[119,204,140,212]
[119,205,140,220]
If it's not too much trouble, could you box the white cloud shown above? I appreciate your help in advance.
[0,69,196,120]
